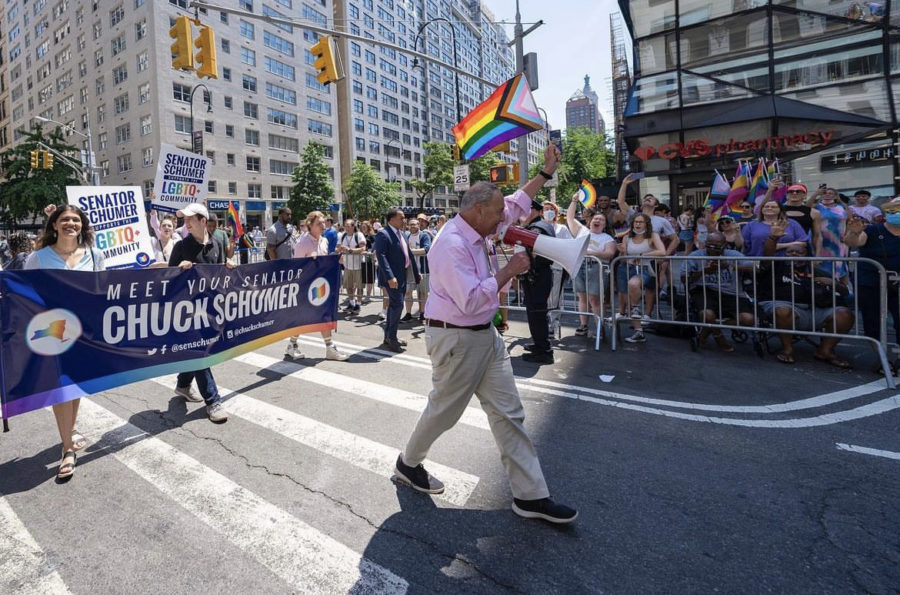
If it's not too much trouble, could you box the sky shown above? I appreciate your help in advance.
[496,0,621,132]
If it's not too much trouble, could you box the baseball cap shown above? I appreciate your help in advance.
[177,203,209,219]
[787,184,807,193]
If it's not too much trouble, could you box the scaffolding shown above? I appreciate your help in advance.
[609,12,631,179]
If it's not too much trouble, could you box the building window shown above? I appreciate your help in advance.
[225,124,234,138]
[110,5,125,27]
[114,93,129,114]
[220,39,230,54]
[142,147,153,166]
[227,154,236,166]
[224,96,233,109]
[115,123,131,144]
[228,182,237,194]
[204,121,214,133]
[247,183,261,198]
[242,75,257,92]
[245,129,260,145]
[244,102,258,119]
[270,160,296,175]
[137,51,149,72]
[173,83,190,102]
[239,20,255,39]
[117,154,132,173]
[112,64,128,85]
[111,35,126,57]
[268,134,299,152]
[222,67,231,81]
[246,156,261,172]
[140,115,152,135]
[174,114,190,133]
[266,108,298,129]
[135,19,147,41]
[240,47,256,66]
[139,83,150,104]
[308,120,332,136]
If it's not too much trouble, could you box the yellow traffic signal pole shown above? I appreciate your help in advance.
[169,15,195,70]
[33,142,91,184]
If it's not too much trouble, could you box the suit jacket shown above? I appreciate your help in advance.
[374,226,420,288]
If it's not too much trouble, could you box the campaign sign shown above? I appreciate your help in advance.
[152,143,210,214]
[66,186,156,270]
[0,256,340,421]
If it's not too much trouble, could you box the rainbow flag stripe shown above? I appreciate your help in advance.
[227,202,243,237]
[452,74,544,161]
[578,180,597,209]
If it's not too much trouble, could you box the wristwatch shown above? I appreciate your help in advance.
[539,170,553,180]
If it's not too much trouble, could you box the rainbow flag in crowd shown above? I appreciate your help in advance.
[227,202,243,237]
[703,171,731,214]
[767,159,788,204]
[716,162,750,219]
[748,159,767,205]
[452,74,544,161]
[578,180,597,209]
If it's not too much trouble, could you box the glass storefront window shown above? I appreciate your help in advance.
[681,72,761,107]
[626,73,679,115]
[773,12,879,44]
[678,11,769,71]
[629,0,676,39]
[891,38,900,73]
[637,34,677,75]
[688,52,770,93]
[772,0,885,25]
[774,33,884,91]
[780,79,892,122]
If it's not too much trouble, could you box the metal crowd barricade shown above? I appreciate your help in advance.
[607,254,895,388]
[500,254,609,351]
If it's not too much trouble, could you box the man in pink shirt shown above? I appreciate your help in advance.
[394,145,577,524]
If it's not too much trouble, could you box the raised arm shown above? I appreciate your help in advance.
[519,144,561,200]
[566,195,585,238]
[616,173,637,214]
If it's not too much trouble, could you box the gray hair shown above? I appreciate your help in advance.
[460,181,501,212]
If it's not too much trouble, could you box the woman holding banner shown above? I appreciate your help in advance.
[25,204,106,480]
[284,210,349,361]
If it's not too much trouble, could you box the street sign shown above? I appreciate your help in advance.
[454,164,470,192]
[192,130,203,154]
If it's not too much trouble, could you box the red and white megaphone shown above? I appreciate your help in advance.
[498,225,589,277]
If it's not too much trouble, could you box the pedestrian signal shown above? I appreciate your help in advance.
[194,25,217,79]
[490,165,510,184]
[310,36,340,86]
[169,15,194,70]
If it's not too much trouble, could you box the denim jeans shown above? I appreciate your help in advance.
[176,368,221,406]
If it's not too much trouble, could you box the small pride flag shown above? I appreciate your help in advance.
[578,180,597,209]
[226,202,244,238]
[452,74,544,161]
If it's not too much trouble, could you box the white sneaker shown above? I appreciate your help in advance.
[630,307,642,319]
[284,342,304,360]
[206,402,228,423]
[641,315,652,326]
[325,345,349,361]
[615,312,627,321]
[378,309,387,320]
[174,385,203,403]
[624,330,646,343]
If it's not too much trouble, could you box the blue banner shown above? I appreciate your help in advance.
[0,257,340,420]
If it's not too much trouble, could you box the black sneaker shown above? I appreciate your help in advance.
[400,313,413,322]
[418,314,425,322]
[394,454,444,494]
[522,351,554,364]
[512,497,578,524]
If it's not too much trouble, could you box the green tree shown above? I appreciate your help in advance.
[554,128,616,207]
[344,161,400,221]
[288,141,333,219]
[0,126,82,228]
[408,141,453,210]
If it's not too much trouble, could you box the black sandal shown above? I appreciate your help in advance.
[57,450,76,480]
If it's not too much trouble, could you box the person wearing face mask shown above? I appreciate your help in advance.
[814,187,849,282]
[518,199,556,364]
[844,197,900,375]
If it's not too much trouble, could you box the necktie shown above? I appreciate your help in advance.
[395,226,410,268]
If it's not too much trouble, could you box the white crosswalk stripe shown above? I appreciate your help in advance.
[0,495,71,594]
[74,399,408,594]
[233,352,491,430]
[152,375,481,507]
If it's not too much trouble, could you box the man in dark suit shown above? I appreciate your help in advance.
[375,209,420,352]
[521,199,556,364]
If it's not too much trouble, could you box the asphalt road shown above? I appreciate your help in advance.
[2,302,899,594]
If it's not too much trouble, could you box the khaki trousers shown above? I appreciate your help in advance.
[403,326,550,501]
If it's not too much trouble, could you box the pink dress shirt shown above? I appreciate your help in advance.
[293,233,328,258]
[424,189,531,325]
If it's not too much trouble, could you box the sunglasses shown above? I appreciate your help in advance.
[740,204,751,208]
[788,190,805,194]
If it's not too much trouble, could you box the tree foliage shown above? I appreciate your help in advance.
[553,128,617,207]
[0,126,82,228]
[289,142,334,219]
[408,141,453,210]
[344,161,401,222]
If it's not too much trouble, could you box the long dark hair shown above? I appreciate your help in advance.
[37,204,94,248]
[629,213,653,240]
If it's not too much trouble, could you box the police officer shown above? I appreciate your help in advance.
[521,199,556,364]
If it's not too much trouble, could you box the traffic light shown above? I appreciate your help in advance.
[451,144,461,161]
[194,25,218,79]
[490,164,510,184]
[493,141,511,154]
[310,36,340,85]
[169,15,194,70]
[42,151,54,169]
[30,150,40,169]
